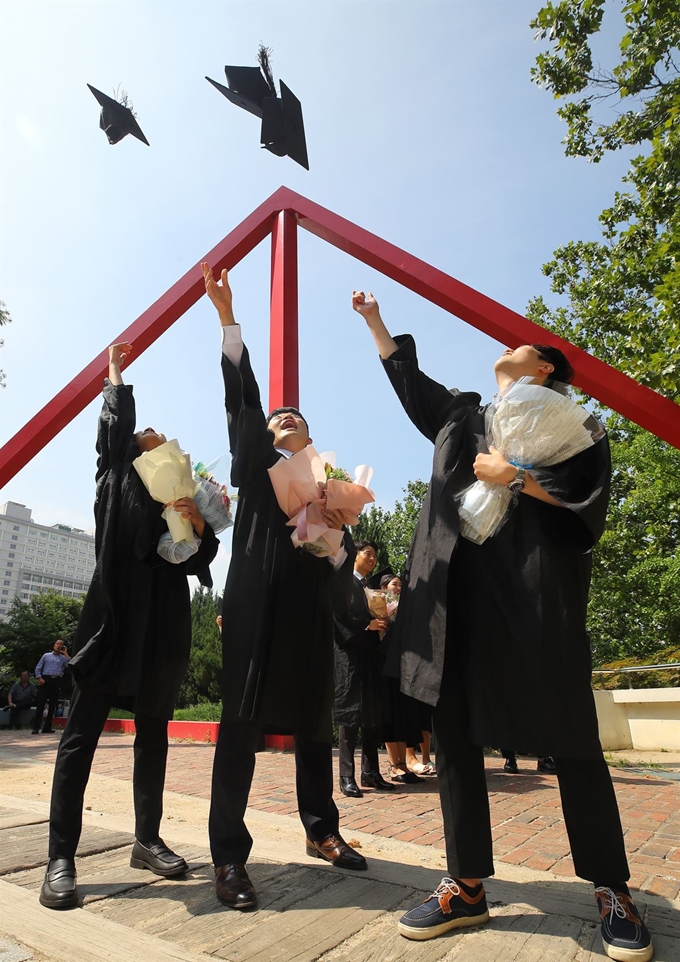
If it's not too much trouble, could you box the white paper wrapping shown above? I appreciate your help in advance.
[133,439,199,543]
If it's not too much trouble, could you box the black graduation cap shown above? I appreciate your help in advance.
[87,84,150,146]
[367,567,397,590]
[206,45,309,169]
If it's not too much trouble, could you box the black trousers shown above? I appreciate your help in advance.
[48,682,169,859]
[32,676,61,732]
[9,703,32,728]
[209,715,340,867]
[434,674,630,883]
[337,725,381,778]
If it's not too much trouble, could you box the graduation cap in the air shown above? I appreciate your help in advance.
[87,84,150,146]
[206,45,309,170]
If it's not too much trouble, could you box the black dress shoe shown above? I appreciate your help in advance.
[339,776,363,798]
[215,863,257,909]
[360,771,395,791]
[39,858,78,909]
[503,759,520,773]
[390,770,422,784]
[130,838,188,877]
[536,757,557,774]
[306,834,367,870]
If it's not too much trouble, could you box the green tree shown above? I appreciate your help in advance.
[0,590,84,689]
[528,0,680,398]
[176,586,222,707]
[0,299,11,388]
[587,413,680,664]
[351,480,429,575]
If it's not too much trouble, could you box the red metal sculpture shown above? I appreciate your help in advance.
[1,186,678,488]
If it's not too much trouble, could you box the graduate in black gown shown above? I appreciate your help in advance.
[352,292,652,962]
[40,341,219,910]
[202,264,366,912]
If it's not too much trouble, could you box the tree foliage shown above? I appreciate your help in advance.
[176,586,222,707]
[588,413,680,664]
[528,0,680,397]
[0,591,84,689]
[351,481,429,575]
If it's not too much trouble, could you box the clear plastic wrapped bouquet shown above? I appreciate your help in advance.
[268,447,375,559]
[156,461,234,565]
[457,376,605,545]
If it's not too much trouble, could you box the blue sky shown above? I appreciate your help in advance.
[0,0,629,589]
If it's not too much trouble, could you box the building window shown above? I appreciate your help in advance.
[11,535,18,541]
[12,525,20,531]
[8,553,15,559]
[1,590,8,596]
[3,580,9,586]
[6,562,13,568]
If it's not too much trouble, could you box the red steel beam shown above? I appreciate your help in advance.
[273,187,680,449]
[0,190,293,489]
[2,185,678,492]
[269,209,299,410]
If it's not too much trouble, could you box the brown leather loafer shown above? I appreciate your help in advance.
[215,863,257,910]
[306,834,367,870]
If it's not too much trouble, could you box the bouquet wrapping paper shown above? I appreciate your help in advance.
[458,378,604,545]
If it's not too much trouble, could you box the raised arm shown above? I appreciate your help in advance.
[108,341,131,385]
[202,263,276,486]
[353,290,479,444]
[352,291,398,359]
[203,263,235,327]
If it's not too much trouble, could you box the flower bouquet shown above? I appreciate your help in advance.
[155,460,235,564]
[268,446,375,559]
[457,376,605,545]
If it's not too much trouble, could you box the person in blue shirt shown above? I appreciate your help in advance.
[32,640,70,734]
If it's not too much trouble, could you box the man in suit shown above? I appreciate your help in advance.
[352,290,652,962]
[203,263,366,912]
[333,540,394,797]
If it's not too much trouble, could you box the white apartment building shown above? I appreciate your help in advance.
[0,501,96,622]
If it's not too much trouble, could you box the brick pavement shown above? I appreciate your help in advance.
[4,732,680,900]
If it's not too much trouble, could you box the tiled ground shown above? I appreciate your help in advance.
[3,732,679,899]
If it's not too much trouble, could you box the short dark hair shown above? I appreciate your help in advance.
[354,539,378,553]
[532,344,574,384]
[266,407,309,434]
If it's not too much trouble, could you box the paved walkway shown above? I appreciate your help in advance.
[0,730,678,961]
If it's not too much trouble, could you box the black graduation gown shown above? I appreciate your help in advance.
[220,346,355,743]
[68,380,218,720]
[332,576,383,730]
[383,336,610,760]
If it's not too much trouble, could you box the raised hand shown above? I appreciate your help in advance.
[202,262,235,326]
[352,290,398,360]
[108,341,132,385]
[168,497,206,538]
[108,342,132,367]
[352,290,380,322]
